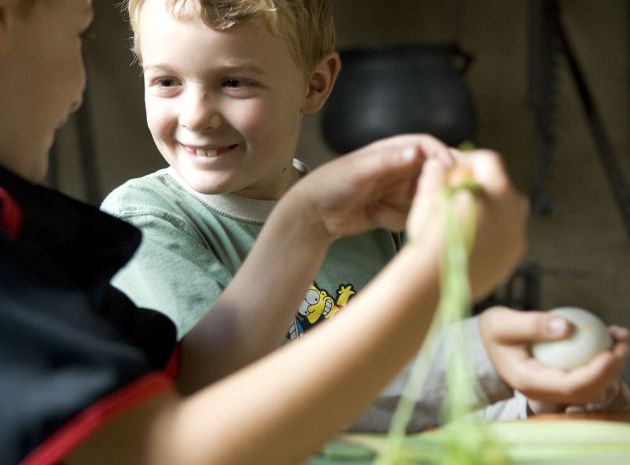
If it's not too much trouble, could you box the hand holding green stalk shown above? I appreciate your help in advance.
[310,146,630,465]
[362,149,630,465]
[375,159,487,465]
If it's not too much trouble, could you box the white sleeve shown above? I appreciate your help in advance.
[471,391,529,423]
[348,316,518,432]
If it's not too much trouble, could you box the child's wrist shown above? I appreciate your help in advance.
[273,189,336,247]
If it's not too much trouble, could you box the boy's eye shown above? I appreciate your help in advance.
[158,79,176,88]
[223,78,244,88]
[223,78,255,89]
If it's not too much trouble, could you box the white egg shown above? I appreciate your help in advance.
[531,307,612,370]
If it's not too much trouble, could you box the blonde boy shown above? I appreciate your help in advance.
[103,0,630,430]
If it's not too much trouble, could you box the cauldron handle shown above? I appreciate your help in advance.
[451,44,473,74]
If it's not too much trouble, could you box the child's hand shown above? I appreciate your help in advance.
[479,307,630,405]
[529,376,630,415]
[558,326,630,414]
[293,134,454,240]
[406,148,529,300]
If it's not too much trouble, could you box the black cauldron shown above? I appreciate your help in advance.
[321,42,477,153]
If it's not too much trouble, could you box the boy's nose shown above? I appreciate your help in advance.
[179,92,221,131]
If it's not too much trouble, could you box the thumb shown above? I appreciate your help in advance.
[482,307,573,344]
[406,158,447,241]
[350,143,424,185]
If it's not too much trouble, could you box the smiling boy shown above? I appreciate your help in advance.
[138,1,324,199]
[103,0,389,343]
[102,0,630,431]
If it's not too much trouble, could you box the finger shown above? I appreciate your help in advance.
[564,356,622,402]
[419,158,448,195]
[391,134,450,155]
[371,134,454,167]
[464,149,510,192]
[406,158,447,240]
[482,307,573,344]
[512,356,618,403]
[345,143,424,189]
[463,150,529,222]
[610,338,630,360]
[543,351,623,403]
[609,325,630,342]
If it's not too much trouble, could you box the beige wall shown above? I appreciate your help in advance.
[54,1,630,380]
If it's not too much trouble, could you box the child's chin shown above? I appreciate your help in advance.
[183,174,225,195]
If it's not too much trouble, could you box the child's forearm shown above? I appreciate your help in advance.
[63,241,442,465]
[162,240,443,465]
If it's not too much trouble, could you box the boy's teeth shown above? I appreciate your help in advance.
[197,148,218,157]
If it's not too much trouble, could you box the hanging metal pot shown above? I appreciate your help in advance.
[321,42,477,153]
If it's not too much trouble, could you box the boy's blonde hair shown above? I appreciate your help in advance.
[125,0,335,76]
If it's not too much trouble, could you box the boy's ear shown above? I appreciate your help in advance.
[301,52,341,115]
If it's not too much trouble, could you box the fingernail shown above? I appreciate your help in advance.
[402,146,417,161]
[548,317,569,336]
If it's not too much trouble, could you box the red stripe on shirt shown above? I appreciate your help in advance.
[0,187,24,239]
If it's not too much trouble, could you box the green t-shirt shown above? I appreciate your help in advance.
[102,165,402,339]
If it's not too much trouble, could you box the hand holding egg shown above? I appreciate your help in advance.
[531,307,613,370]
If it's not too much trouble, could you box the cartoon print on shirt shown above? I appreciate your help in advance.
[288,282,356,339]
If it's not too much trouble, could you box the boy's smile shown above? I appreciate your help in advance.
[181,144,240,159]
[138,0,310,200]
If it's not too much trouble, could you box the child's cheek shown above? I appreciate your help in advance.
[145,100,174,141]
